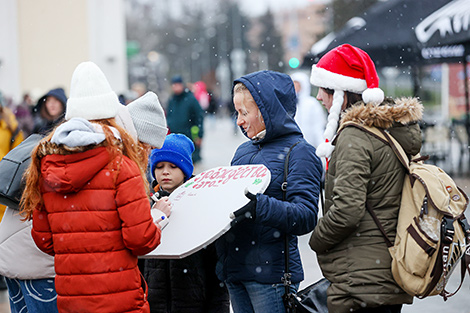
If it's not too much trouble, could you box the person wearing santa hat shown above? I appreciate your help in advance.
[308,44,423,313]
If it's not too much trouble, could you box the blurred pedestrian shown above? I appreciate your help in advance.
[20,61,161,312]
[0,91,24,222]
[216,70,322,313]
[143,133,230,313]
[206,89,218,117]
[166,75,204,164]
[132,82,148,99]
[32,87,67,135]
[0,91,24,160]
[193,81,210,111]
[12,93,34,136]
[308,44,422,313]
[290,71,326,148]
[194,81,218,128]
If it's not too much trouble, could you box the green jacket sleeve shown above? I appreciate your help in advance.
[309,127,373,253]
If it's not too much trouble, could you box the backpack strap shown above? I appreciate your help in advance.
[365,202,393,248]
[339,121,410,171]
[281,141,300,311]
[461,218,470,277]
[340,122,409,249]
[434,217,470,300]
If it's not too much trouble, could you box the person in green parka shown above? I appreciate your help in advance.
[166,75,204,164]
[308,44,423,313]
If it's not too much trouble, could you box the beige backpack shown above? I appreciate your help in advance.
[341,121,470,300]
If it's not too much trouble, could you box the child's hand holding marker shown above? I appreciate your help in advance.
[150,193,172,229]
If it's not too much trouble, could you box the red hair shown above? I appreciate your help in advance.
[20,118,148,220]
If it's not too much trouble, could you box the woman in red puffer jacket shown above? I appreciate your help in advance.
[20,62,161,313]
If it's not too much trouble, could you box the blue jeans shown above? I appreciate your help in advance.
[226,281,299,313]
[5,277,58,313]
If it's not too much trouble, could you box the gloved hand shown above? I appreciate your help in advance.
[230,189,257,226]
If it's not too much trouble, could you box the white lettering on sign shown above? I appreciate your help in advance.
[415,0,470,44]
[421,45,465,60]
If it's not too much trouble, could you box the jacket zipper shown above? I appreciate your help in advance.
[248,145,261,164]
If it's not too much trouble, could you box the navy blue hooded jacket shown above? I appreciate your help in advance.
[216,71,322,284]
[32,88,67,135]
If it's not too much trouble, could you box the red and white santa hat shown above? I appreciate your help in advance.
[310,44,384,159]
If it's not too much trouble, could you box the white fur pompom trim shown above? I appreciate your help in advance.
[362,88,384,105]
[316,141,335,158]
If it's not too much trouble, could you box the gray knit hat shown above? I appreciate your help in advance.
[127,91,167,148]
[115,105,138,141]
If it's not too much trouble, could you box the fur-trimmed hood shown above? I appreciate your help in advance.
[340,97,423,128]
[36,134,122,194]
[36,118,122,158]
[338,97,423,156]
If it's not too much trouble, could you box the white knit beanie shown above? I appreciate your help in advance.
[310,44,384,159]
[127,91,168,148]
[66,61,121,121]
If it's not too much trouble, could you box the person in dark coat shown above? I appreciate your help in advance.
[215,70,323,312]
[32,87,67,135]
[143,134,230,313]
[166,76,204,164]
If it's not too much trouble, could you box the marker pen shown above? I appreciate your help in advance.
[150,193,169,229]
[150,193,159,202]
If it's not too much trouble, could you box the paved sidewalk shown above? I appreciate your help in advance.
[0,290,7,313]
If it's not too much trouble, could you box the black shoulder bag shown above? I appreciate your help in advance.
[0,134,44,209]
[282,142,330,313]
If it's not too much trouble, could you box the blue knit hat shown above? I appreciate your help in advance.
[149,134,195,180]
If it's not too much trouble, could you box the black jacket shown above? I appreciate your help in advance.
[143,245,229,313]
[143,186,229,313]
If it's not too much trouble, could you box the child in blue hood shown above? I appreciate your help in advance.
[215,70,323,313]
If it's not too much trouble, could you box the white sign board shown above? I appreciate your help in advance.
[143,164,271,259]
